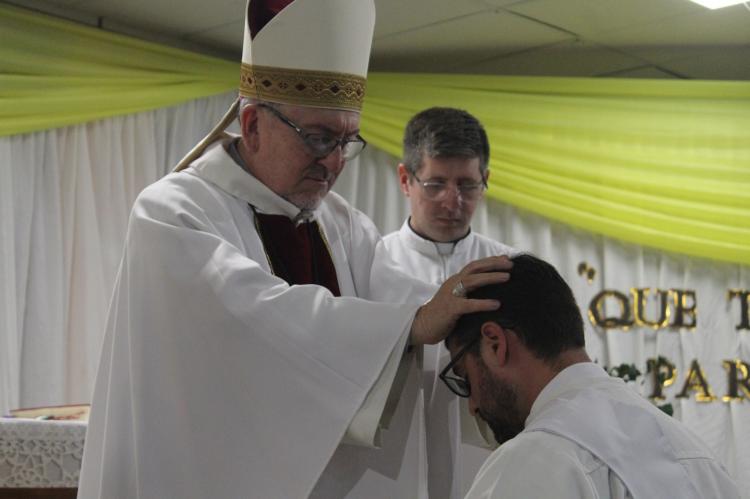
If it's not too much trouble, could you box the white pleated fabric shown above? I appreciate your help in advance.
[0,91,237,413]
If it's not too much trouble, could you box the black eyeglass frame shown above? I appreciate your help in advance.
[439,335,481,398]
[258,104,367,160]
[411,171,488,201]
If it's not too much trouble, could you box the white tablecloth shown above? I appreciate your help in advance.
[0,419,85,487]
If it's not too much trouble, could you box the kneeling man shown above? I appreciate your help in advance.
[442,254,740,499]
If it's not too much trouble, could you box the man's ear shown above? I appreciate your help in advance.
[397,164,411,196]
[240,104,261,153]
[480,321,508,369]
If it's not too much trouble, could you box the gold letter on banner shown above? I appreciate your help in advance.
[722,360,750,402]
[728,290,750,331]
[676,360,716,402]
[670,289,697,330]
[646,357,677,400]
[588,290,633,329]
[632,288,670,329]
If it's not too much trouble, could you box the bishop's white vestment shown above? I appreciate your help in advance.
[465,362,740,499]
[382,220,515,499]
[77,141,436,499]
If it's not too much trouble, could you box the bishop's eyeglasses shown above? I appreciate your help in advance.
[259,104,367,160]
[439,336,480,398]
[411,172,487,201]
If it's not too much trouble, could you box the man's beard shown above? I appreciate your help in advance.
[285,163,335,211]
[476,363,525,445]
[286,192,325,211]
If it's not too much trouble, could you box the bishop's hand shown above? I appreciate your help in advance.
[410,255,513,346]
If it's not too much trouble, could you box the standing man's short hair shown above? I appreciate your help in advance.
[402,107,490,175]
[449,254,585,362]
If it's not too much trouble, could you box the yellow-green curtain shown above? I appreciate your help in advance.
[0,3,237,136]
[362,74,750,266]
[1,4,749,265]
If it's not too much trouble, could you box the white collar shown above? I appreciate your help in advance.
[397,218,474,257]
[526,362,612,426]
[187,138,310,221]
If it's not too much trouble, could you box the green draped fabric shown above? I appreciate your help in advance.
[362,74,750,266]
[0,4,237,136]
[2,4,749,265]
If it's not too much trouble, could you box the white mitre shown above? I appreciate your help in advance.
[241,0,375,111]
[174,0,375,171]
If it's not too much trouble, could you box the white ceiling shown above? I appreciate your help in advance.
[7,0,750,80]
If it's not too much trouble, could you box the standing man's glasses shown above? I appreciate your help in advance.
[439,336,481,397]
[411,172,487,201]
[259,104,367,160]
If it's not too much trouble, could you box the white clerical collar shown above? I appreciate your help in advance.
[398,218,474,258]
[526,362,610,427]
[187,137,307,221]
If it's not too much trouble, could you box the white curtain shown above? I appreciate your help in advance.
[1,93,747,494]
[0,91,238,413]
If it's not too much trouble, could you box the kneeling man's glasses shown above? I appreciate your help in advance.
[439,336,480,398]
[260,104,367,160]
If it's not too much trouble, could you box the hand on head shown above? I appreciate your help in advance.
[410,255,512,346]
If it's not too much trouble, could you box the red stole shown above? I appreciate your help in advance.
[253,211,341,296]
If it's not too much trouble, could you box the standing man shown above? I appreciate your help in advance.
[383,107,515,498]
[443,254,740,499]
[77,2,511,499]
[384,107,514,285]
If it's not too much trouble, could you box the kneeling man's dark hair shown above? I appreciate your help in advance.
[450,254,585,362]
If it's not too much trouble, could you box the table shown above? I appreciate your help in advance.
[0,419,85,498]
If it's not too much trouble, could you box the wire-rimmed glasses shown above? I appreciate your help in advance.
[259,104,367,160]
[411,172,487,201]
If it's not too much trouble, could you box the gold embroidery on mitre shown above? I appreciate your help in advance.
[240,64,366,111]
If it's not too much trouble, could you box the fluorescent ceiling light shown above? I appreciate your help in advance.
[687,0,747,8]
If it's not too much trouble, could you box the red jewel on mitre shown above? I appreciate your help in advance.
[248,0,295,39]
